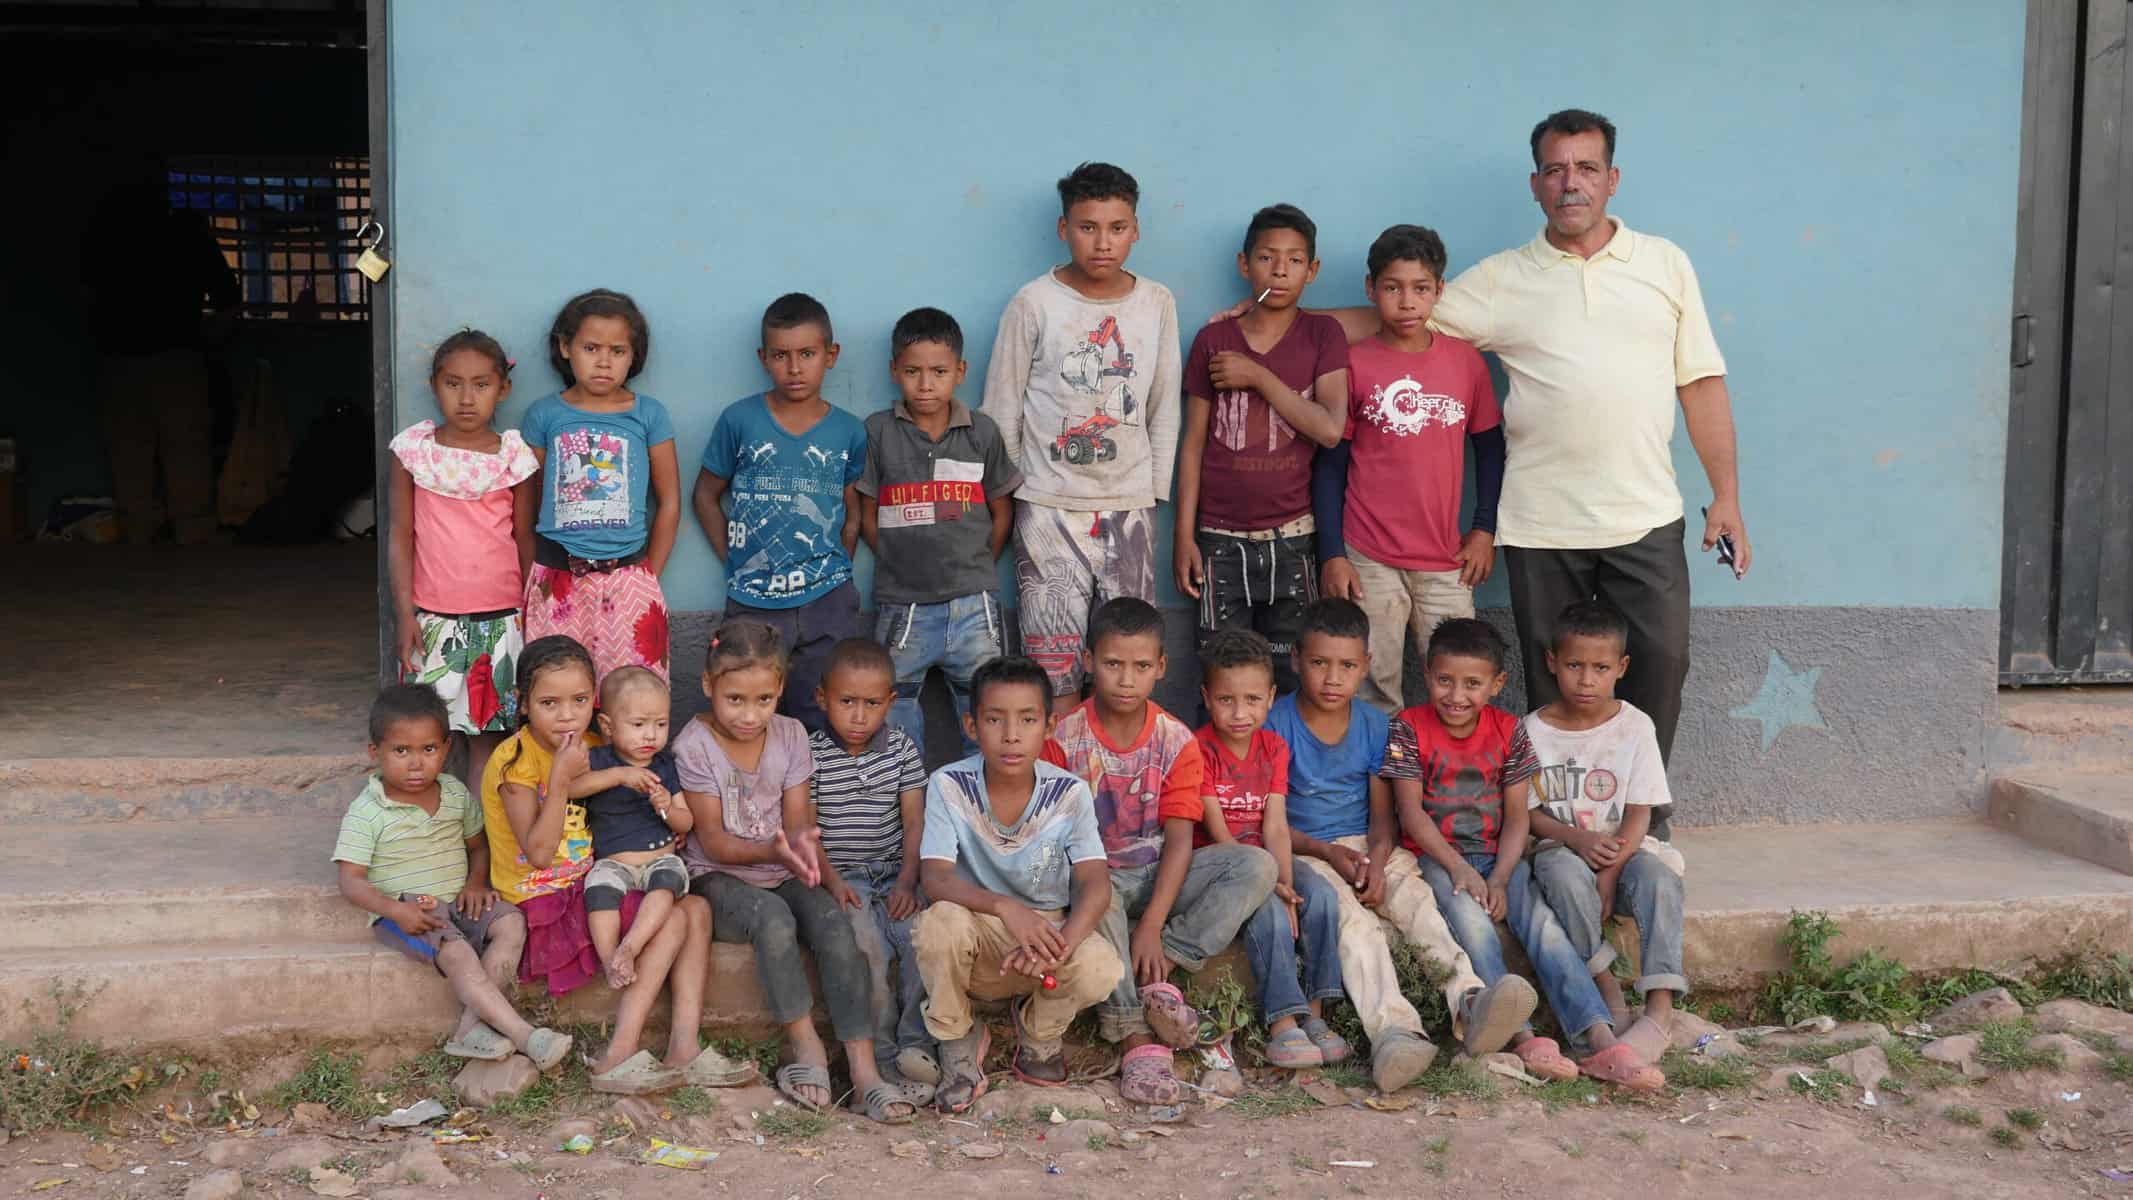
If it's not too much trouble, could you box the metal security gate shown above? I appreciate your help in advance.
[2001,0,2133,684]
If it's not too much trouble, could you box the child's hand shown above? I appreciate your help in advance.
[1274,879,1300,938]
[1454,529,1496,587]
[1358,858,1387,908]
[1129,925,1175,987]
[1451,863,1490,910]
[1000,945,1050,980]
[1596,864,1625,924]
[887,876,921,921]
[771,829,821,888]
[555,730,590,781]
[395,899,446,934]
[397,620,423,677]
[1206,299,1252,326]
[997,899,1066,966]
[625,767,663,794]
[1173,539,1205,599]
[454,884,496,920]
[826,874,862,911]
[1321,556,1364,602]
[1485,880,1509,921]
[1323,843,1369,889]
[1567,828,1624,871]
[1208,350,1268,394]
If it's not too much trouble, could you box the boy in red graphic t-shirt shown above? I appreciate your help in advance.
[1043,599,1274,1104]
[1382,619,1663,1092]
[1193,630,1351,1070]
[1311,225,1505,713]
[1175,204,1350,694]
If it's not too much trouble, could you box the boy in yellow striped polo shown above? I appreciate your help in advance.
[333,684,572,1070]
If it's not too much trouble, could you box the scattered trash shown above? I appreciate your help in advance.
[2063,1091,2084,1102]
[1049,1107,1067,1124]
[431,1130,483,1145]
[558,1134,595,1155]
[2100,1168,2133,1182]
[1045,1163,1063,1175]
[888,1140,926,1159]
[639,1139,720,1170]
[1899,1023,1936,1039]
[1481,1057,1542,1087]
[1712,1131,1753,1142]
[1362,1094,1415,1112]
[128,1167,147,1176]
[1860,1091,1879,1108]
[1148,1105,1185,1124]
[1733,1026,1787,1038]
[30,1181,66,1192]
[957,1143,1003,1160]
[1790,1016,1837,1035]
[1243,1147,1261,1159]
[1692,1033,1718,1055]
[367,1098,449,1130]
[1329,1160,1376,1168]
[1680,1100,1726,1124]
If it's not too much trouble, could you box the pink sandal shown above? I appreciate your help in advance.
[1513,1036,1579,1082]
[1119,1043,1186,1105]
[1140,982,1202,1049]
[1577,1042,1666,1093]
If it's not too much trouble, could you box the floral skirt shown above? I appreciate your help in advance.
[522,563,669,684]
[405,608,522,734]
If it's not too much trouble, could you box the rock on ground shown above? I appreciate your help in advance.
[972,1083,1114,1123]
[201,1140,259,1168]
[453,1053,540,1105]
[1929,987,2023,1029]
[1921,1034,1987,1078]
[378,1145,459,1187]
[2026,1033,2104,1071]
[2035,998,2133,1040]
[183,1169,243,1200]
[1667,1011,1748,1058]
[262,1139,337,1171]
[1827,1021,1893,1045]
[1825,1045,1890,1092]
[1054,1118,1118,1146]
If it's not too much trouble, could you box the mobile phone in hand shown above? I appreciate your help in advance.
[1701,506,1740,576]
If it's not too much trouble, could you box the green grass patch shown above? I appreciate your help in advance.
[388,1048,460,1107]
[2033,947,2133,1011]
[1318,1061,1373,1090]
[1226,1084,1320,1119]
[1788,1069,1850,1101]
[2005,1107,2043,1130]
[1659,1049,1760,1092]
[1534,1076,1600,1111]
[0,985,155,1132]
[1426,1134,1451,1154]
[1988,1125,2022,1149]
[487,1076,561,1122]
[1417,1057,1499,1100]
[1975,1021,2060,1072]
[707,1034,781,1079]
[1944,1104,1983,1127]
[756,1106,831,1139]
[667,1086,717,1116]
[265,1048,382,1118]
[1881,1038,1926,1073]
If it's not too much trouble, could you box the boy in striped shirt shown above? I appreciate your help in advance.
[333,684,572,1069]
[811,639,934,1099]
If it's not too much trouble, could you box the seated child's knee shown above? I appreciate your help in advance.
[584,882,628,913]
[647,860,690,899]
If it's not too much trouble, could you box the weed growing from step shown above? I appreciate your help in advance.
[755,1105,830,1139]
[1658,1048,1759,1092]
[707,1034,780,1079]
[1418,1057,1498,1100]
[2035,948,2133,1011]
[1788,1069,1851,1102]
[388,1048,459,1108]
[1974,1021,2061,1072]
[1534,1076,1601,1112]
[667,1086,717,1116]
[1226,1083,1319,1119]
[0,983,151,1132]
[264,1048,380,1118]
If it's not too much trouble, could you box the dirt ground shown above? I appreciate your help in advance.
[7,1039,2133,1200]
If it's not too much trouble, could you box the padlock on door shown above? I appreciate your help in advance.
[354,219,391,282]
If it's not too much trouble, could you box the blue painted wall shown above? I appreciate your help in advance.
[387,0,2021,615]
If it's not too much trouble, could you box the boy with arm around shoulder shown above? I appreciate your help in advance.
[858,307,1021,754]
[912,656,1123,1112]
[985,163,1182,716]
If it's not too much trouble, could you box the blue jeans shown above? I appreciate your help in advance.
[876,592,1004,758]
[1417,850,1613,1048]
[1239,862,1344,1024]
[1530,846,1690,999]
[839,861,931,1059]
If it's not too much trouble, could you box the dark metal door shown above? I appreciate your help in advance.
[2001,0,2133,684]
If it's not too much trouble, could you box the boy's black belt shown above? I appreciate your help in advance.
[534,534,646,576]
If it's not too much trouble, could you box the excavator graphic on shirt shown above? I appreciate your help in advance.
[1052,315,1141,466]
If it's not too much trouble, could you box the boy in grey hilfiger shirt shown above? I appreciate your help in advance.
[985,162,1181,717]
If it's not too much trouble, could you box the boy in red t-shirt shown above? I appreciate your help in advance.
[1312,224,1506,712]
[1381,619,1664,1092]
[1193,629,1351,1069]
[1043,599,1276,1103]
[1175,204,1350,694]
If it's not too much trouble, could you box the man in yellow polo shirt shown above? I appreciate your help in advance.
[1308,108,1751,834]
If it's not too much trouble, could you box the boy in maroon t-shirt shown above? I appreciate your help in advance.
[1311,224,1506,712]
[1381,619,1664,1092]
[1193,629,1351,1069]
[1175,204,1349,694]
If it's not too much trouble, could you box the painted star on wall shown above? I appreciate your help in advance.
[1730,651,1827,752]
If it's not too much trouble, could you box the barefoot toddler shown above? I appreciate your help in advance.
[571,665,694,990]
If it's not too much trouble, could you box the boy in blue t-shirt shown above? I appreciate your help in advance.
[1265,599,1518,1093]
[696,293,869,733]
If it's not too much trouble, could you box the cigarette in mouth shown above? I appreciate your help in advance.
[1255,287,1272,304]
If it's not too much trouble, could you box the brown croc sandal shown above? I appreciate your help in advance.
[1119,1043,1186,1105]
[1577,1042,1666,1093]
[1140,981,1202,1049]
[1512,1036,1580,1082]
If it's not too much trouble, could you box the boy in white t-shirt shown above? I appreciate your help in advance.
[1522,599,1687,1066]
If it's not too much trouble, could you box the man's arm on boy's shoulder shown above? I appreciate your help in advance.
[981,296,1038,467]
[692,469,730,560]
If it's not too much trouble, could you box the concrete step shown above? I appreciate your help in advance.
[1990,686,2133,773]
[1987,769,2133,875]
[10,816,2131,1047]
[0,754,368,822]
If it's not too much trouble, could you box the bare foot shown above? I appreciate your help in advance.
[606,943,638,990]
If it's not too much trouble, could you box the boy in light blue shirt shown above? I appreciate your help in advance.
[912,656,1122,1111]
[695,292,868,733]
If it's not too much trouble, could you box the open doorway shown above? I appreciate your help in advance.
[0,0,378,756]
